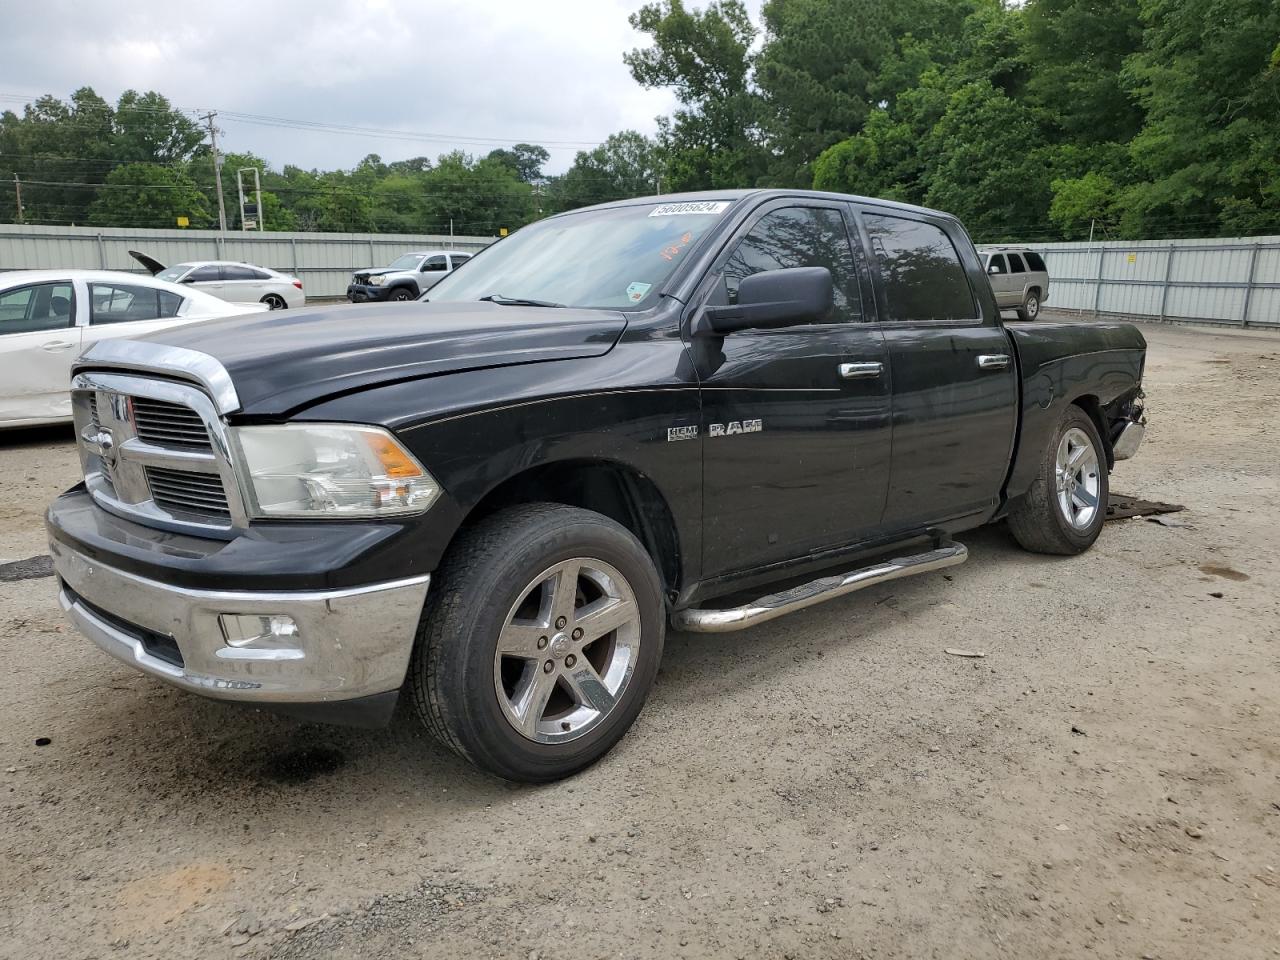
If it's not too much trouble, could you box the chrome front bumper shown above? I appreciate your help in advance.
[50,537,429,705]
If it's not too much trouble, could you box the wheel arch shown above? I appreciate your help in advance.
[1069,393,1113,468]
[456,458,683,600]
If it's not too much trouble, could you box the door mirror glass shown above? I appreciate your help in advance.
[988,263,1002,274]
[700,267,833,335]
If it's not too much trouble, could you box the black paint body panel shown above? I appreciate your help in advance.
[50,189,1147,609]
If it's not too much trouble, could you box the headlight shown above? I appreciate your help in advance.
[369,274,387,286]
[232,424,441,518]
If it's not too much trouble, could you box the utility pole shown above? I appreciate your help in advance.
[200,111,228,233]
[13,174,23,223]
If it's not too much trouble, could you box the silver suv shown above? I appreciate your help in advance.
[979,246,1049,320]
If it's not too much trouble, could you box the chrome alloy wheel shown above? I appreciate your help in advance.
[1026,294,1039,318]
[1055,427,1101,529]
[493,558,642,744]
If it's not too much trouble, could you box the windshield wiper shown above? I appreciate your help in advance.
[477,293,565,308]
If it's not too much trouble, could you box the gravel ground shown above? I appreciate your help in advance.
[1,322,1278,959]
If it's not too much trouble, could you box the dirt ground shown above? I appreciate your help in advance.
[1,321,1278,960]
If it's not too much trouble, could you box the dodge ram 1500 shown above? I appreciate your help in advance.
[48,189,1146,782]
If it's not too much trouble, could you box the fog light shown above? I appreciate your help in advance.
[219,613,299,648]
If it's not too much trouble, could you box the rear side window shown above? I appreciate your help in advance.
[721,206,862,322]
[1007,252,1026,273]
[1025,251,1047,272]
[224,265,270,281]
[863,214,976,322]
[449,254,470,269]
[89,283,183,325]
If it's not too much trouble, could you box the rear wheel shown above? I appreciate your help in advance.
[409,504,665,782]
[261,293,288,310]
[1016,289,1041,321]
[1007,407,1108,555]
[391,287,415,301]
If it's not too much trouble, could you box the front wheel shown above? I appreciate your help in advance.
[1007,407,1108,555]
[391,287,415,301]
[409,504,665,782]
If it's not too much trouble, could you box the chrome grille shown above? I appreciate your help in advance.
[132,398,212,450]
[71,372,245,535]
[145,467,232,518]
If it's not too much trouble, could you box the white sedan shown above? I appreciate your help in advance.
[0,269,266,429]
[130,251,305,310]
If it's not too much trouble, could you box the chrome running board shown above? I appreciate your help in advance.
[672,542,968,633]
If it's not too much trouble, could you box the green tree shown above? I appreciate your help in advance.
[546,131,662,212]
[112,90,205,164]
[625,0,767,189]
[485,144,551,183]
[1048,171,1120,239]
[1023,0,1144,145]
[1120,0,1280,237]
[0,87,115,224]
[755,0,893,185]
[86,163,211,228]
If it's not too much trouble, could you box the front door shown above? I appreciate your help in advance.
[689,199,893,578]
[0,280,81,423]
[855,208,1018,528]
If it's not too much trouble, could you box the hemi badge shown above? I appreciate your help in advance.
[667,425,698,442]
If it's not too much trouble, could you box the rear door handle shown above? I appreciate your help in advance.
[41,340,76,352]
[977,354,1010,370]
[839,361,884,380]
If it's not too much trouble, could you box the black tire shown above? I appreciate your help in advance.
[1007,406,1109,555]
[409,503,665,782]
[1016,289,1041,321]
[261,293,288,310]
[391,287,415,301]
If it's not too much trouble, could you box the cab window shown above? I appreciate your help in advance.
[864,214,977,322]
[0,282,75,334]
[422,256,449,272]
[720,206,862,322]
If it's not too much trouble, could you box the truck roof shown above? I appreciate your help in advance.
[579,188,957,223]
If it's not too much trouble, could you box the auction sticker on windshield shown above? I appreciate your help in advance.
[626,282,653,303]
[649,201,732,217]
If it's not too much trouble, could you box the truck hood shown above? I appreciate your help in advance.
[88,301,627,416]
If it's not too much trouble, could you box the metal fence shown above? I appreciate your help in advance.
[0,223,496,299]
[1025,236,1280,329]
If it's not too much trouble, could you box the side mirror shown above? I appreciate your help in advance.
[699,266,833,335]
[988,264,1001,275]
[181,276,196,283]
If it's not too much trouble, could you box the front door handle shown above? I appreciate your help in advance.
[41,340,76,352]
[839,361,884,380]
[977,354,1010,370]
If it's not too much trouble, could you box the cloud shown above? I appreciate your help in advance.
[0,0,684,174]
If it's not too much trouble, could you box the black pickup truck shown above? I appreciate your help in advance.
[47,190,1147,782]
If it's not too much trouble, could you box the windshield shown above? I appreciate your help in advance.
[426,199,737,310]
[388,254,425,270]
[157,265,191,282]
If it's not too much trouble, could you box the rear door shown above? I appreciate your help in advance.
[0,280,81,423]
[691,198,893,576]
[855,208,1017,529]
[1005,252,1028,304]
[221,264,270,303]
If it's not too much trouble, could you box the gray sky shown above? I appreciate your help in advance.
[0,0,770,175]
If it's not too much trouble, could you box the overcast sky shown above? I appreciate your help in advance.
[0,0,762,175]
